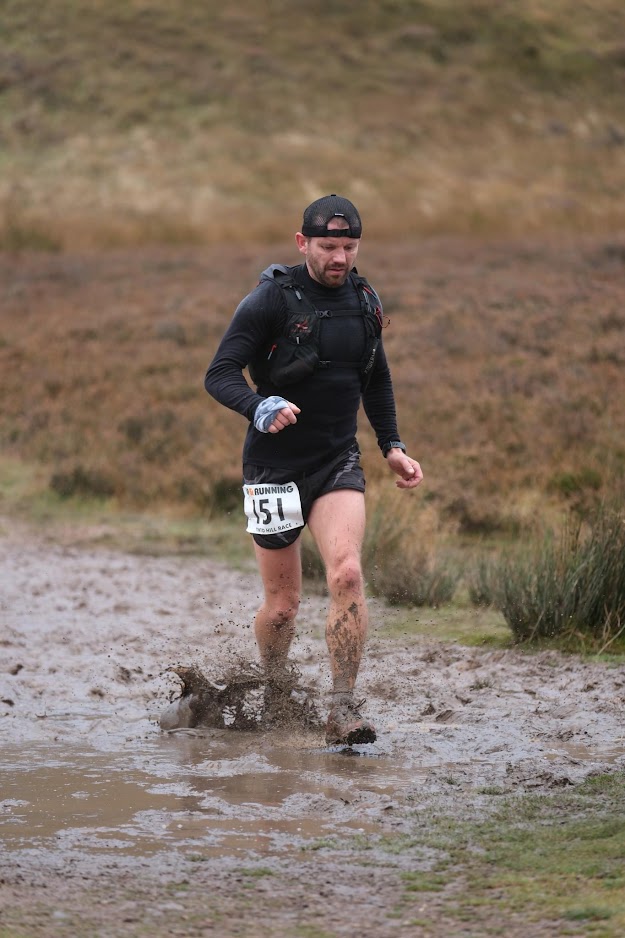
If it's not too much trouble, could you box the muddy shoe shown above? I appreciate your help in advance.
[325,697,376,746]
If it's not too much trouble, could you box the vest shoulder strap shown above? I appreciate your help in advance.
[259,263,292,284]
[259,265,315,319]
[348,272,384,336]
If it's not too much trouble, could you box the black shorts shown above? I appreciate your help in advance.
[243,443,365,550]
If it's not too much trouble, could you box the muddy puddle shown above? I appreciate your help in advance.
[1,725,423,862]
[2,525,625,883]
[3,710,624,870]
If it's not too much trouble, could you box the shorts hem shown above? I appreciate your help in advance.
[251,526,304,550]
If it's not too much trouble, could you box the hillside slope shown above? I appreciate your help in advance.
[1,0,625,245]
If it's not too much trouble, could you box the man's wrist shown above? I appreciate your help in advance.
[383,440,406,458]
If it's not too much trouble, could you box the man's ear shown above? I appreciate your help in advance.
[295,232,308,254]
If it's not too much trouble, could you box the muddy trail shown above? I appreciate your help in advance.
[1,518,624,937]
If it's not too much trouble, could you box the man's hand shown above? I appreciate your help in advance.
[267,401,301,433]
[386,449,423,489]
[254,396,301,433]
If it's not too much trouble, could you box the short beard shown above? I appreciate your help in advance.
[309,260,349,288]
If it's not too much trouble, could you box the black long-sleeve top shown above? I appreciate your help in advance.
[204,263,401,473]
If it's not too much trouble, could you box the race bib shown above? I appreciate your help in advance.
[243,481,304,535]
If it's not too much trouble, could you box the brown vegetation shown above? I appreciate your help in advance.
[2,235,624,540]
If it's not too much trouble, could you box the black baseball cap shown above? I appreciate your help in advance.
[301,194,362,239]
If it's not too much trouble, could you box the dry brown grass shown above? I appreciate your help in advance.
[2,235,625,539]
[1,0,625,245]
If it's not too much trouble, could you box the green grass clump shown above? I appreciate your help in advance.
[490,499,625,648]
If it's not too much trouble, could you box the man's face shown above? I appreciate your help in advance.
[295,218,360,288]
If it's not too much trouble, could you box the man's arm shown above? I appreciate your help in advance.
[362,341,423,489]
[204,284,278,421]
[361,341,401,452]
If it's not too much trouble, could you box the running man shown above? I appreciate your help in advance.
[204,194,423,745]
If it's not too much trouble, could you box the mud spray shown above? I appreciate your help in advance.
[158,658,322,732]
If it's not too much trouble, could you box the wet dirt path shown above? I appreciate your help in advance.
[1,518,624,936]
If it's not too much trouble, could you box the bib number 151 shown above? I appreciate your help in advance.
[242,482,304,535]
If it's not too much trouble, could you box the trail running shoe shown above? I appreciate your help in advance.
[325,698,376,746]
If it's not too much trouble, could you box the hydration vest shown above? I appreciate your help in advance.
[249,264,385,390]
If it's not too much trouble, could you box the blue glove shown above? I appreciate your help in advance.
[254,396,291,433]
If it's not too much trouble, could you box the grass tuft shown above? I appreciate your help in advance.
[493,498,625,648]
[364,495,461,607]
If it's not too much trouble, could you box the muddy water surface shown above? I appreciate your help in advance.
[1,728,422,861]
[1,521,625,936]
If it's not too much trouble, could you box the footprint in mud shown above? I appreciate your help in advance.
[159,658,322,733]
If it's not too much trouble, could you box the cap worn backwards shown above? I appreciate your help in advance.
[301,194,362,239]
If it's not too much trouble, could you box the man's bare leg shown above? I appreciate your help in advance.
[307,489,374,743]
[307,488,368,692]
[253,539,302,674]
